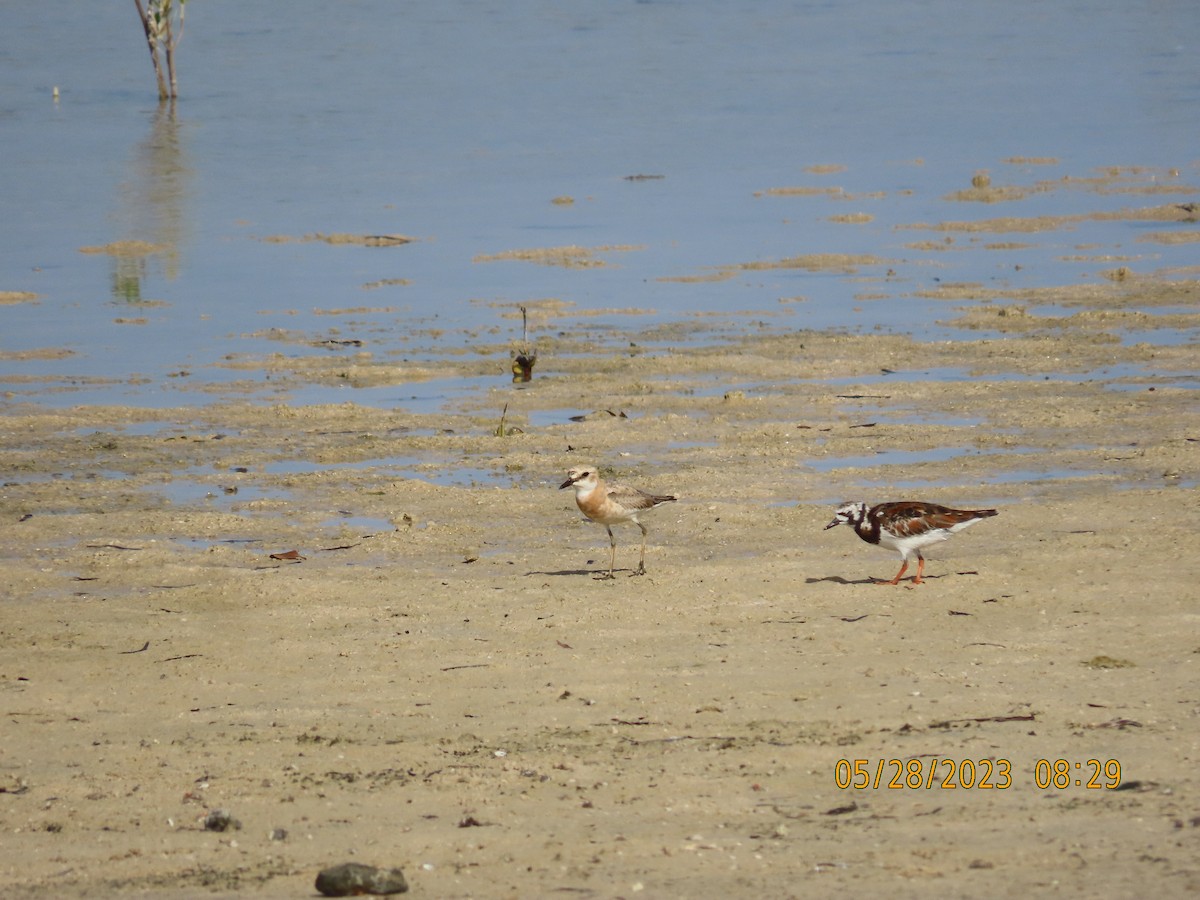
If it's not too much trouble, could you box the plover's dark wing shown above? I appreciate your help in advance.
[607,482,675,511]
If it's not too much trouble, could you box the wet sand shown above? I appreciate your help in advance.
[2,271,1200,898]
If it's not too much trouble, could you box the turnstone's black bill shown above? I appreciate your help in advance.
[561,466,677,579]
[824,500,998,585]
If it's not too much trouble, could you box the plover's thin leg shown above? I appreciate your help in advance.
[600,525,617,580]
[634,522,648,575]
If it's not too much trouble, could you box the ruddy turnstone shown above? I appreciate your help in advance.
[824,500,998,585]
[560,466,676,579]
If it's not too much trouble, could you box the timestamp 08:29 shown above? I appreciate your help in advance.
[834,758,1122,790]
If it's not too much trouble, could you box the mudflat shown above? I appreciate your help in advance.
[2,272,1199,898]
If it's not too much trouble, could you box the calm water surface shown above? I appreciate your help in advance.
[2,1,1198,407]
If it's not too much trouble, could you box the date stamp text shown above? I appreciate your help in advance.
[834,758,1122,790]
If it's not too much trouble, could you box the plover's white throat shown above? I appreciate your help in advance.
[560,465,676,579]
[825,500,998,585]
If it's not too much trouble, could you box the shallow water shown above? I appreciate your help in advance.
[3,1,1199,407]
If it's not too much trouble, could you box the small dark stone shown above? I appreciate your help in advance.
[315,862,409,896]
[202,809,242,832]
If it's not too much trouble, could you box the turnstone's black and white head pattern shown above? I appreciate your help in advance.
[824,500,998,585]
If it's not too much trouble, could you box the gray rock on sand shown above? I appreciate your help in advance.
[315,862,409,896]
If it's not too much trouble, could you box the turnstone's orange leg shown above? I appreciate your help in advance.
[882,560,909,585]
[912,554,926,585]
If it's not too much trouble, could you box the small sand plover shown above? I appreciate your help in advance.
[560,466,676,579]
[825,500,998,585]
